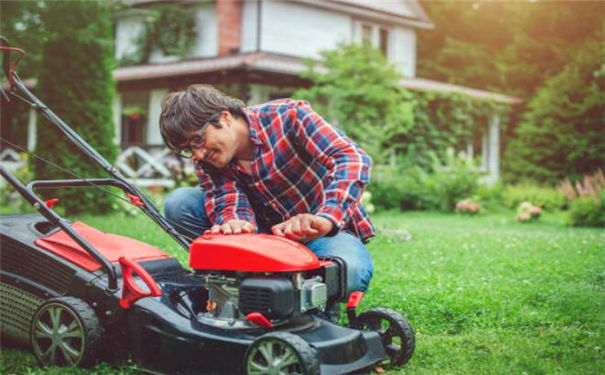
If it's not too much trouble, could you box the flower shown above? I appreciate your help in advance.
[456,199,481,215]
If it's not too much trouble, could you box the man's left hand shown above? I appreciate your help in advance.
[271,214,334,243]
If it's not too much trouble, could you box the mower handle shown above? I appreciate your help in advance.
[0,36,10,79]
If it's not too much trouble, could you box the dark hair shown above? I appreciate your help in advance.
[159,84,246,151]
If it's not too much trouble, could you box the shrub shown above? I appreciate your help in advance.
[503,38,605,184]
[368,149,481,212]
[33,1,116,215]
[368,164,429,211]
[516,201,543,223]
[502,184,566,211]
[474,183,504,210]
[560,169,605,227]
[568,192,605,227]
[426,148,481,211]
[455,199,481,215]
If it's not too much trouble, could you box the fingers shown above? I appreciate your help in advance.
[209,220,255,235]
[272,215,319,241]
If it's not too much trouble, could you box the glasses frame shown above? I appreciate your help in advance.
[175,122,211,158]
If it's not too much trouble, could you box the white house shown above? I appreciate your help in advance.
[5,0,520,186]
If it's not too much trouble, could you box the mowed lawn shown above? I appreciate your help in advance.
[1,209,604,374]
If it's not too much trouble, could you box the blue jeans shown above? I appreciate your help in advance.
[164,187,374,293]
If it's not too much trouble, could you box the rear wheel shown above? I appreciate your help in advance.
[30,297,102,367]
[357,308,415,367]
[245,331,319,375]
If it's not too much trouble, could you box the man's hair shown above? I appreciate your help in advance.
[159,84,246,151]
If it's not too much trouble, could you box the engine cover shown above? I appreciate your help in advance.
[189,233,321,272]
[239,278,295,319]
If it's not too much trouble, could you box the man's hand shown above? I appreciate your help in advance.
[208,220,255,235]
[271,214,334,243]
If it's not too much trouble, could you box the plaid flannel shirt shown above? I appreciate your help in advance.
[196,99,375,242]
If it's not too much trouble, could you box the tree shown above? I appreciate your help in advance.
[417,1,604,98]
[294,43,415,164]
[33,1,117,214]
[503,38,605,184]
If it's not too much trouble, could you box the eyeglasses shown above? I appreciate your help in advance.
[175,123,210,158]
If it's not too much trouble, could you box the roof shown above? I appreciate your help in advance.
[114,53,521,104]
[298,0,434,29]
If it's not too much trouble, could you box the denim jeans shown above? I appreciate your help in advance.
[164,187,374,293]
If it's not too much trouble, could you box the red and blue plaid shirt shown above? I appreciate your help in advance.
[196,99,375,242]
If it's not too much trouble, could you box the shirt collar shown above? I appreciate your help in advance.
[244,107,263,148]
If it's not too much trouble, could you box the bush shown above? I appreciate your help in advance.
[474,183,504,210]
[33,1,116,215]
[560,169,605,227]
[568,192,605,227]
[368,164,429,211]
[502,184,566,211]
[368,149,481,212]
[503,38,605,184]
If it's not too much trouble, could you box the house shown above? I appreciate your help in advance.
[4,0,520,187]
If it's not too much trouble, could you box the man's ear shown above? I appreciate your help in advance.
[221,110,232,125]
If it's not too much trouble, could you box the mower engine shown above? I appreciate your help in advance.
[189,233,346,327]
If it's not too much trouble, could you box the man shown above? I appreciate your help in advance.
[160,84,374,296]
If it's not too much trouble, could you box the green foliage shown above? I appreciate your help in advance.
[33,1,117,215]
[568,192,605,228]
[294,43,415,164]
[410,92,507,170]
[0,1,46,78]
[502,184,567,211]
[427,148,481,211]
[503,38,605,185]
[295,43,509,168]
[418,1,604,98]
[120,4,197,65]
[369,162,430,211]
[369,149,481,212]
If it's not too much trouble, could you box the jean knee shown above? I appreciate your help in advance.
[307,232,374,293]
[164,187,205,222]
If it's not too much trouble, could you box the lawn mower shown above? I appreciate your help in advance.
[0,38,415,374]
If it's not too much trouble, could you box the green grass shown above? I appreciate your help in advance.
[1,209,604,374]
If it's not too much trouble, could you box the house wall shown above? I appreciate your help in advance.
[240,1,416,77]
[248,1,353,58]
[391,27,416,78]
[115,4,217,62]
[115,15,145,61]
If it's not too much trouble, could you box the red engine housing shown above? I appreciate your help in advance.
[189,233,321,272]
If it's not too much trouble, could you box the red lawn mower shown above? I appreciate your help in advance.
[0,38,415,374]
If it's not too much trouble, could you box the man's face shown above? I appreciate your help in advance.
[180,120,237,169]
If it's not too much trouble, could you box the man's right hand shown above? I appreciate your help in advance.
[208,219,255,235]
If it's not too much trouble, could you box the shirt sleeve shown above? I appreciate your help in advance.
[197,165,256,226]
[287,101,372,230]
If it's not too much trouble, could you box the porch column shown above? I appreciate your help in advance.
[27,108,37,151]
[113,93,122,146]
[487,113,500,184]
[147,89,168,146]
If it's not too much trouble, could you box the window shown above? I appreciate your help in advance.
[356,21,391,58]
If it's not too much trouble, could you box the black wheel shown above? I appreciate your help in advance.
[244,331,319,375]
[30,297,103,367]
[357,308,415,367]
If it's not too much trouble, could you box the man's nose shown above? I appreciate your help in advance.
[191,148,207,162]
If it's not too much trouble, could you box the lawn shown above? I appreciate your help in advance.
[1,208,604,374]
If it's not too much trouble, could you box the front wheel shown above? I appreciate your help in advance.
[357,308,415,367]
[244,331,319,375]
[30,297,102,367]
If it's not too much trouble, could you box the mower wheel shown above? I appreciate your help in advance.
[30,297,103,367]
[244,331,319,375]
[357,308,415,367]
